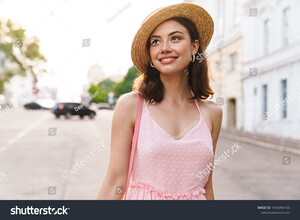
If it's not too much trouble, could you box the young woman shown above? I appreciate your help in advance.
[97,3,222,200]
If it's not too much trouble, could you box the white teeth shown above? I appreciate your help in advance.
[161,58,175,61]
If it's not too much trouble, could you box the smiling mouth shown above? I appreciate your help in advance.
[159,57,178,62]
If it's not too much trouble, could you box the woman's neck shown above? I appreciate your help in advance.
[160,72,191,104]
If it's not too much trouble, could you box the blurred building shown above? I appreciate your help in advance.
[187,0,300,140]
[38,86,57,100]
[87,64,105,86]
[187,0,244,130]
[0,50,36,106]
[107,74,124,83]
[82,63,105,94]
[242,0,300,139]
[4,75,36,106]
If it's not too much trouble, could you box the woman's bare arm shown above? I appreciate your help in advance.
[96,92,138,200]
[204,101,223,200]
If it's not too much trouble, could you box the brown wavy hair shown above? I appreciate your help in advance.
[132,17,214,102]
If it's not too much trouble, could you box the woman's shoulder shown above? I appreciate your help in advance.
[198,99,223,132]
[198,99,222,113]
[115,91,140,124]
[118,91,140,106]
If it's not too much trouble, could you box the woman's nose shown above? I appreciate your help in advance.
[160,41,172,53]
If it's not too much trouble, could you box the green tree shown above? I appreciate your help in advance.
[0,18,46,93]
[98,79,115,103]
[88,83,102,103]
[88,67,139,103]
[113,66,139,98]
[87,79,116,103]
[98,78,115,90]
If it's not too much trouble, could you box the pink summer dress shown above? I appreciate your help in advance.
[123,91,214,200]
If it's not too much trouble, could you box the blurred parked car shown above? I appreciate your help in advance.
[53,102,96,119]
[24,102,49,110]
[98,106,112,110]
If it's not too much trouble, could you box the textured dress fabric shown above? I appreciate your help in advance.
[123,94,214,200]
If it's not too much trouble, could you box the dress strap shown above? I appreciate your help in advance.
[145,98,150,105]
[123,91,143,200]
[189,89,201,114]
[194,99,201,114]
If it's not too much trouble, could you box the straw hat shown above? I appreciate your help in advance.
[131,3,214,73]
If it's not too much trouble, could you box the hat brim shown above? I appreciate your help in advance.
[131,3,214,73]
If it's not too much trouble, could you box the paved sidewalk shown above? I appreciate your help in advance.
[220,128,300,155]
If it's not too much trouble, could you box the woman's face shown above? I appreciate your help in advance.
[149,20,199,75]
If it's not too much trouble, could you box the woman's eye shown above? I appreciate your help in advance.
[151,39,159,45]
[171,36,180,41]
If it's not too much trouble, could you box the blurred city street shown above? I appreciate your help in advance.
[0,107,299,200]
[0,107,112,199]
[0,0,300,202]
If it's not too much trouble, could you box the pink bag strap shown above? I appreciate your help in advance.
[123,92,143,199]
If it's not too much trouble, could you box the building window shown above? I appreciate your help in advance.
[264,19,269,54]
[254,87,257,96]
[228,52,237,71]
[281,79,287,118]
[282,7,289,46]
[262,84,268,119]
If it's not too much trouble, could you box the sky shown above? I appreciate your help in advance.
[0,0,183,100]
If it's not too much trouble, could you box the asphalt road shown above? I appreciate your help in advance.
[0,107,299,199]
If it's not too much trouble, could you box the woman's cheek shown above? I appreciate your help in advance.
[150,48,159,61]
[174,42,189,54]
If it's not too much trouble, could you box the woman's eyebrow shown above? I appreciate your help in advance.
[150,31,184,39]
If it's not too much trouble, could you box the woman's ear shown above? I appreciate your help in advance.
[192,39,200,55]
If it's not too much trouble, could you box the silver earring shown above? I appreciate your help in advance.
[184,69,189,76]
[191,54,195,63]
[150,61,155,68]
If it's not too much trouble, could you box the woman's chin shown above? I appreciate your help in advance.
[157,66,176,74]
[158,67,185,76]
